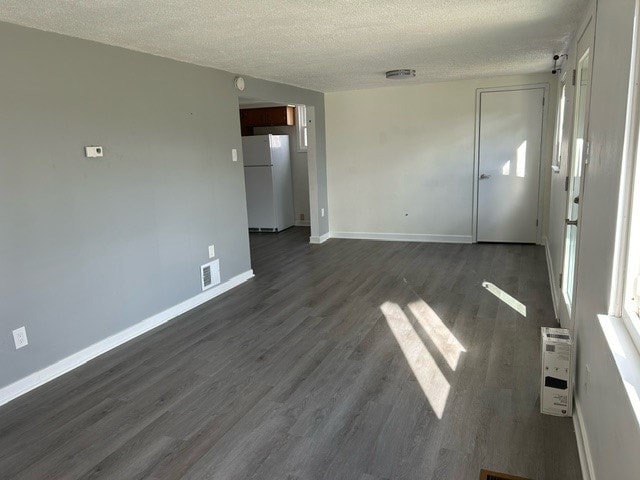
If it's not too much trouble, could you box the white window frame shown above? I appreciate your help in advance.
[622,159,640,351]
[296,104,308,152]
[612,2,640,354]
[552,77,567,173]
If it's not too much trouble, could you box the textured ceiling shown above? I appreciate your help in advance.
[0,1,587,92]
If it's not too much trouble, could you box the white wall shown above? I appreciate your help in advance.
[545,0,640,478]
[253,125,310,225]
[326,73,556,241]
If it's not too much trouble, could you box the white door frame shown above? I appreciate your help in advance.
[306,106,320,239]
[472,83,550,244]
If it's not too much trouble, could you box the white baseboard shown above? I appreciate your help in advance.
[309,232,331,244]
[0,269,254,407]
[543,236,559,321]
[295,220,311,227]
[330,231,473,244]
[573,398,596,480]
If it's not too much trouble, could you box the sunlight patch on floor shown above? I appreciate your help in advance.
[380,301,450,418]
[482,280,527,317]
[407,299,466,370]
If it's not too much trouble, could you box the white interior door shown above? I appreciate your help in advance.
[477,88,545,243]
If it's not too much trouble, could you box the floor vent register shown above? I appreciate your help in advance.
[480,469,532,480]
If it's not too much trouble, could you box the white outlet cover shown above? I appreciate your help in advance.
[321,208,325,217]
[208,244,215,258]
[232,148,238,162]
[12,326,28,349]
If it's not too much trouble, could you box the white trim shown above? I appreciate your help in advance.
[295,220,311,227]
[295,104,308,153]
[543,236,560,321]
[306,106,320,239]
[573,398,596,480]
[309,232,331,244]
[0,269,254,407]
[330,231,472,244]
[551,81,568,174]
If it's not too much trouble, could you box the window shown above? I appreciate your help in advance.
[296,104,308,152]
[622,144,640,349]
[613,9,640,353]
[552,81,567,173]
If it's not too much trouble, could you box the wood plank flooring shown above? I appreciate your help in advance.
[0,227,582,479]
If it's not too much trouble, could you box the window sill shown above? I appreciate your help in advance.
[598,314,640,428]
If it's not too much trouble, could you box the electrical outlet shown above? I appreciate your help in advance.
[208,244,215,259]
[12,326,28,349]
[321,208,325,217]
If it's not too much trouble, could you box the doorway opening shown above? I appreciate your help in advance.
[237,97,318,270]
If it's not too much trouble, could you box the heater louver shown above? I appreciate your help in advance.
[479,470,532,480]
[201,260,220,291]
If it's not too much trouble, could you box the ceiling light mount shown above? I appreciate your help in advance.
[385,69,416,80]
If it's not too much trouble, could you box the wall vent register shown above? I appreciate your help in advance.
[200,260,220,291]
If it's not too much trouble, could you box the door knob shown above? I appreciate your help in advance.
[480,174,491,180]
[565,219,578,226]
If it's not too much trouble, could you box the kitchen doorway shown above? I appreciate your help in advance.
[236,98,319,266]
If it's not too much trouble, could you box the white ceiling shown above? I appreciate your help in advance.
[0,0,587,92]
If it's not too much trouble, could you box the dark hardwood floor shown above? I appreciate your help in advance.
[0,227,582,479]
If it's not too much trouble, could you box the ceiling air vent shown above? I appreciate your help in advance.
[201,259,220,291]
[479,470,532,480]
[385,69,416,80]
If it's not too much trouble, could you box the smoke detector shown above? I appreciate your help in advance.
[385,69,416,80]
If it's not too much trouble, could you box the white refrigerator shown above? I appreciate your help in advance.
[242,134,295,232]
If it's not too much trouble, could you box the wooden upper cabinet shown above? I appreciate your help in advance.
[239,108,266,127]
[240,106,295,128]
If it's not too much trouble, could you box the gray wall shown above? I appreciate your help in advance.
[546,0,640,477]
[570,0,640,476]
[0,22,326,390]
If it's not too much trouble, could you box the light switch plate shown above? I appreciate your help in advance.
[13,326,28,349]
[585,363,591,391]
[208,245,215,259]
[321,208,325,217]
[232,149,238,162]
[85,146,104,158]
